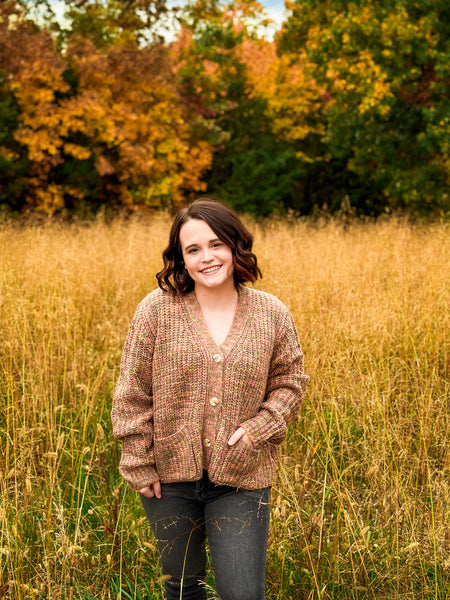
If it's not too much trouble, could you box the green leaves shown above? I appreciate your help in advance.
[277,0,450,215]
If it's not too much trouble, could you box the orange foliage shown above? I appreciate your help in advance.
[236,38,325,155]
[0,2,213,214]
[236,39,277,97]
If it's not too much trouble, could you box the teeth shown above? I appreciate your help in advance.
[202,266,221,274]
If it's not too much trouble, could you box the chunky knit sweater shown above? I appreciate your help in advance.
[112,285,309,491]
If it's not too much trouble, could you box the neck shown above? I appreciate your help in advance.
[194,281,238,309]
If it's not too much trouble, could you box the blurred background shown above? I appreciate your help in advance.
[1,0,449,218]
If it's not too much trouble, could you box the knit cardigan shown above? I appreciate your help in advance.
[111,285,309,491]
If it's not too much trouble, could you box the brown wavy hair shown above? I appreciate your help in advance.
[156,198,262,293]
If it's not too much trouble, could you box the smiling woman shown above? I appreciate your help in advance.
[179,219,237,346]
[111,197,309,600]
[157,198,261,293]
[179,219,235,293]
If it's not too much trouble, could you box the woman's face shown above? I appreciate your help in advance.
[179,218,235,292]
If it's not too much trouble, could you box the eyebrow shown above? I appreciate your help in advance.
[183,238,222,252]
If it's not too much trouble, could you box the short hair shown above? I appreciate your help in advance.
[156,198,262,293]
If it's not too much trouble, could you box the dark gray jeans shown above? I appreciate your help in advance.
[140,471,271,600]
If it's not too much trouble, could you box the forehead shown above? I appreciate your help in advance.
[179,218,217,247]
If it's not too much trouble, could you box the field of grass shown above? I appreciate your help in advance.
[0,215,449,599]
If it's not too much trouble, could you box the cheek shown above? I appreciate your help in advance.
[223,247,234,263]
[183,259,196,276]
[228,250,236,269]
[180,253,193,274]
[226,254,236,276]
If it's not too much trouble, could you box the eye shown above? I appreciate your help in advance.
[211,242,223,248]
[187,248,199,254]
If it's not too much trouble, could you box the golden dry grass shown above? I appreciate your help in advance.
[0,216,449,599]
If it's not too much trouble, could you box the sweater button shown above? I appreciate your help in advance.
[212,353,222,363]
[209,397,220,406]
[203,438,212,447]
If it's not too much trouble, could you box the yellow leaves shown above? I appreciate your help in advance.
[236,38,277,98]
[321,48,393,115]
[156,139,179,156]
[64,143,91,161]
[382,7,415,41]
[6,28,68,118]
[0,146,17,162]
[141,174,183,203]
[34,185,65,215]
[180,141,213,190]
[14,128,63,162]
[267,54,325,143]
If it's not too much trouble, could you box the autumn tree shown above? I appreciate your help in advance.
[19,0,175,45]
[0,0,213,215]
[173,0,311,215]
[0,2,67,213]
[278,0,450,215]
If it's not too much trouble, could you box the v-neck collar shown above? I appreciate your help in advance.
[182,285,250,357]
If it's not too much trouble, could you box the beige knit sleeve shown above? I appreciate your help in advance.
[111,301,158,490]
[241,308,309,447]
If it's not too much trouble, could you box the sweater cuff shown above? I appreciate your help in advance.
[240,411,286,448]
[119,464,159,492]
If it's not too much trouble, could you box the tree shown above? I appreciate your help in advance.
[173,0,309,215]
[0,1,213,215]
[277,0,450,215]
[18,0,175,45]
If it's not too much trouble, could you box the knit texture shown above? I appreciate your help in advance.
[111,285,309,490]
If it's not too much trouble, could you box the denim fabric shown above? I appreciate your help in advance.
[140,471,271,600]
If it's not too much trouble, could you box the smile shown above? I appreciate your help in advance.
[201,265,221,274]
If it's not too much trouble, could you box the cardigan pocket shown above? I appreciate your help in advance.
[224,440,262,479]
[154,427,199,481]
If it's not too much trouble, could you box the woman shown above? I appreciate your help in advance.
[112,198,309,600]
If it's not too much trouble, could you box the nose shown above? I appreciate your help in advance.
[201,247,213,262]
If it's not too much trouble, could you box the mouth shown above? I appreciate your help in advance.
[200,265,222,275]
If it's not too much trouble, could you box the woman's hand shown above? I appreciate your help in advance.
[228,426,252,447]
[139,480,161,499]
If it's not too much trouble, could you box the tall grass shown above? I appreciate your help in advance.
[0,216,449,599]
